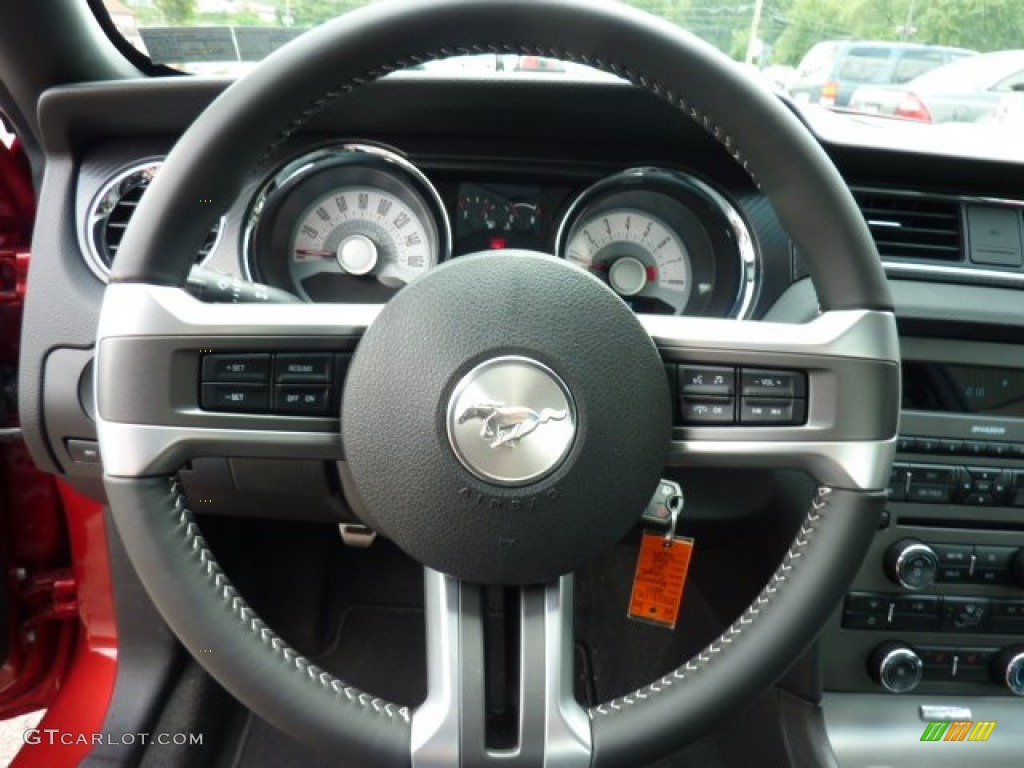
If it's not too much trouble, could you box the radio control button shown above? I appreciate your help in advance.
[938,439,964,455]
[962,493,996,506]
[933,544,972,567]
[975,546,1016,570]
[907,484,951,503]
[938,565,970,583]
[885,540,939,590]
[909,465,956,485]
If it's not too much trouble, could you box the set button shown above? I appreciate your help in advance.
[201,351,348,416]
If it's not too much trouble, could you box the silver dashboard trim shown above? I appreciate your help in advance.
[824,693,1021,768]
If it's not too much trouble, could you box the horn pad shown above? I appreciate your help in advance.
[340,251,670,584]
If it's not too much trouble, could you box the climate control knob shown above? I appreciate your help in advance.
[869,642,923,693]
[992,646,1024,696]
[884,539,938,590]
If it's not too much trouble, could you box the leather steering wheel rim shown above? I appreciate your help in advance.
[100,1,896,766]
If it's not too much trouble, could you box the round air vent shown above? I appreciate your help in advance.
[83,160,223,281]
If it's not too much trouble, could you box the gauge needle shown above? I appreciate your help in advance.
[567,257,608,271]
[295,248,334,258]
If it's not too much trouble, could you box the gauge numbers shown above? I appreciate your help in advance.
[566,208,692,314]
[290,186,432,290]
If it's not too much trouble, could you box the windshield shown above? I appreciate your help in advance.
[100,0,1024,129]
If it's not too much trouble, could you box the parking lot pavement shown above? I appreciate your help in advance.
[0,710,44,765]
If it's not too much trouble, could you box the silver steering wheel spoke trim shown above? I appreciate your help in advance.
[95,283,897,491]
[411,569,591,768]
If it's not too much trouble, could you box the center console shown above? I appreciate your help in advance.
[822,337,1024,766]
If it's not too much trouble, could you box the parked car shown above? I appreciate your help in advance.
[6,2,1024,768]
[789,40,975,107]
[992,84,1024,127]
[849,49,1024,122]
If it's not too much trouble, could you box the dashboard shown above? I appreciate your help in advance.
[19,72,1024,766]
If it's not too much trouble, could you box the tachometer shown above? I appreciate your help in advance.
[565,208,693,313]
[246,144,450,303]
[556,168,757,318]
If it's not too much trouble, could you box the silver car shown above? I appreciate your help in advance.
[849,49,1024,123]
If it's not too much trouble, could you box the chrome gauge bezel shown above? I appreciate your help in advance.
[242,143,452,301]
[554,168,759,318]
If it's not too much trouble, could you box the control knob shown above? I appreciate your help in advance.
[992,646,1024,696]
[884,538,938,590]
[869,642,923,693]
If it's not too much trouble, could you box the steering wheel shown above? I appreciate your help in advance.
[95,0,898,765]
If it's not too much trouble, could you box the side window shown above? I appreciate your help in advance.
[892,50,947,83]
[994,69,1024,93]
[797,43,835,80]
[835,48,892,83]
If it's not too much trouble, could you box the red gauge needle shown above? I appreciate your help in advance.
[295,249,334,258]
[567,258,609,271]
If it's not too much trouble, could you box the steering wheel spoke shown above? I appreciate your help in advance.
[95,282,381,477]
[644,309,900,490]
[413,569,591,768]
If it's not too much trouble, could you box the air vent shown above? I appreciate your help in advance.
[84,160,222,281]
[853,190,963,262]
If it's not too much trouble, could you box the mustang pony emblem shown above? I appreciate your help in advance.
[457,401,568,448]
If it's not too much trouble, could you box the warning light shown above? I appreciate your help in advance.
[489,236,507,250]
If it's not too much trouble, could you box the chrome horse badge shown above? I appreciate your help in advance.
[457,402,568,448]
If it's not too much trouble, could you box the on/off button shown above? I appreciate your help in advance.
[276,353,333,384]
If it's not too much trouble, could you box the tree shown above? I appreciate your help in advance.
[155,0,196,25]
[915,0,1022,52]
[281,0,374,27]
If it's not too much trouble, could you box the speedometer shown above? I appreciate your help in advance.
[556,168,757,318]
[246,144,450,303]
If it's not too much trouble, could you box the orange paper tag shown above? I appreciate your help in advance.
[627,531,694,629]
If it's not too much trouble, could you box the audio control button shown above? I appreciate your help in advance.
[975,546,1016,570]
[907,484,952,504]
[933,544,972,567]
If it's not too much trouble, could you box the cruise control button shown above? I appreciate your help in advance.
[275,386,331,416]
[200,383,269,413]
[276,353,333,384]
[740,369,806,398]
[680,366,734,396]
[202,353,270,383]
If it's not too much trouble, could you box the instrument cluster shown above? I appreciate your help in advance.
[243,144,758,318]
